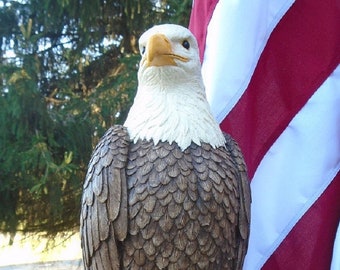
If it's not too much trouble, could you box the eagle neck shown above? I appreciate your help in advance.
[124,81,225,150]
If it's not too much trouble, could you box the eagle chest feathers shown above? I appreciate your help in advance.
[80,24,250,270]
[126,135,245,269]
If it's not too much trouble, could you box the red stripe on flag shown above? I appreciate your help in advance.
[263,172,340,270]
[220,0,340,179]
[189,0,219,61]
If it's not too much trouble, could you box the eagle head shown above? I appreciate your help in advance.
[124,24,225,150]
[137,24,202,88]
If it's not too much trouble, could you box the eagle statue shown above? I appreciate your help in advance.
[80,24,251,270]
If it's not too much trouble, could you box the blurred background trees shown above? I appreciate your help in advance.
[0,0,191,237]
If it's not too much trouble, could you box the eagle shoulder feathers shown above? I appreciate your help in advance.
[80,24,251,270]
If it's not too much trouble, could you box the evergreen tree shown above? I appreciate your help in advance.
[0,0,191,236]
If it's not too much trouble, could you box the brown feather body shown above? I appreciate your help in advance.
[81,125,250,270]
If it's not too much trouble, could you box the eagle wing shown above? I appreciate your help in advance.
[224,133,251,269]
[80,125,130,270]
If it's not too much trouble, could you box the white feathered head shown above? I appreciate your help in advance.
[124,24,225,150]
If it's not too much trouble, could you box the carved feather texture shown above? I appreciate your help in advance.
[81,125,251,270]
[81,23,251,270]
[81,125,129,270]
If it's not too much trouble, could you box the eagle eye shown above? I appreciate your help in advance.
[182,40,190,50]
[141,46,146,55]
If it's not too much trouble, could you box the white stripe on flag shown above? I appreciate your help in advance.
[202,0,294,123]
[244,65,340,269]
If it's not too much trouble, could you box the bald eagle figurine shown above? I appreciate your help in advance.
[80,24,251,270]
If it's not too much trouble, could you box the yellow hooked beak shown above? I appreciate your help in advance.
[146,34,189,67]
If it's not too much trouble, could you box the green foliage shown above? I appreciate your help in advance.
[0,0,191,236]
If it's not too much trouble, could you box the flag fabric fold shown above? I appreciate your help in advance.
[189,0,340,269]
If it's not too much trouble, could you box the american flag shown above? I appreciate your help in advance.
[189,0,340,269]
